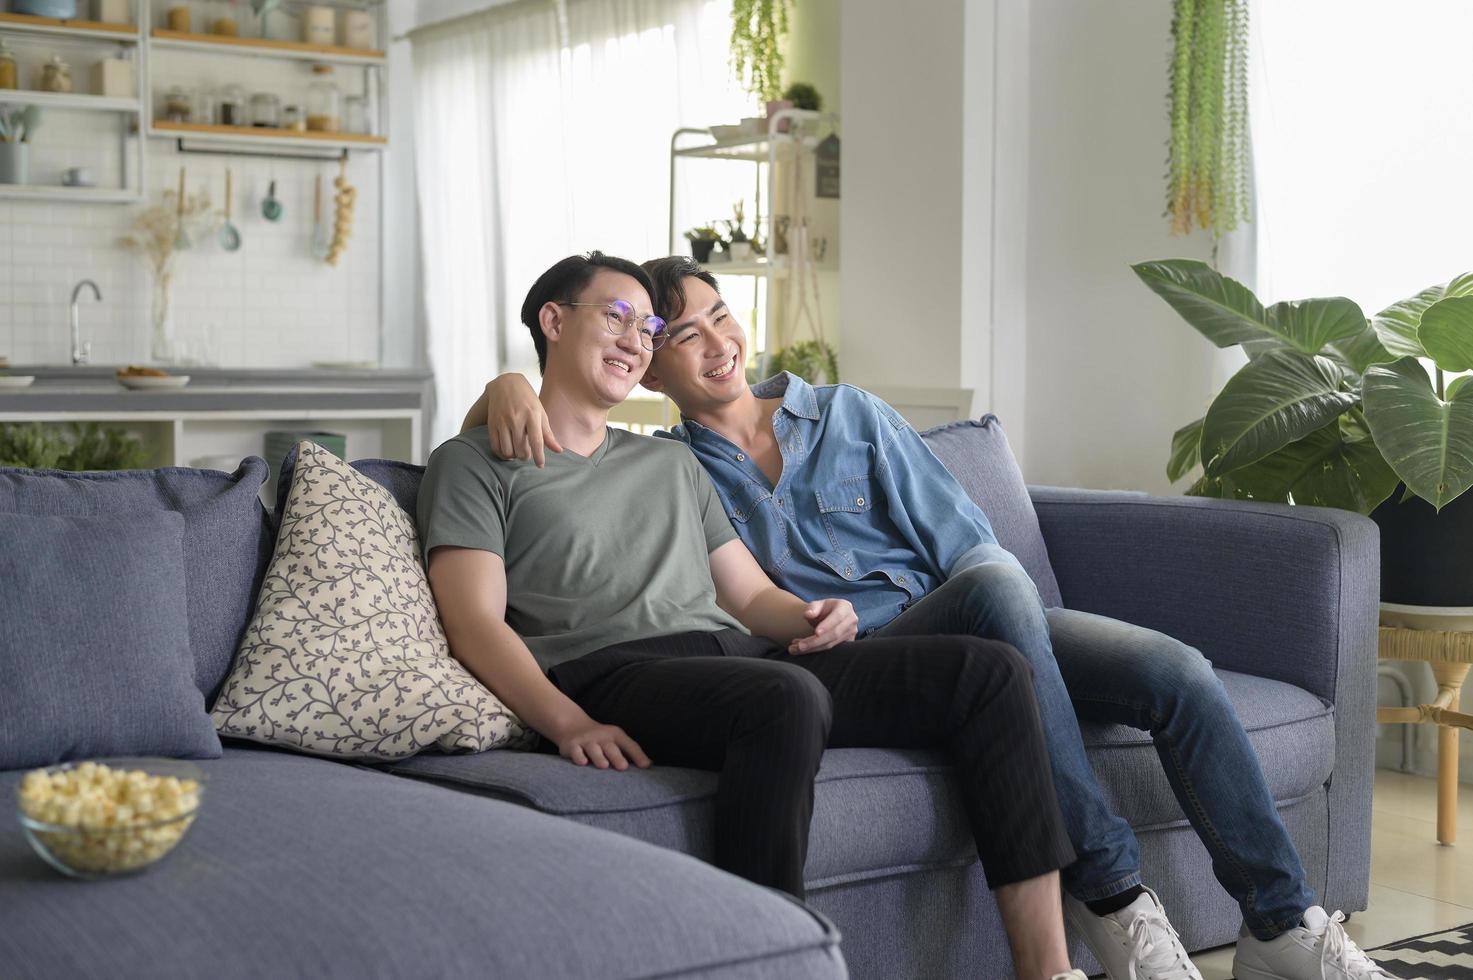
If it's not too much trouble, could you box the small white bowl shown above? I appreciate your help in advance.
[118,375,190,390]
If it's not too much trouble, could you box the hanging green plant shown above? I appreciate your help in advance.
[730,0,792,102]
[1167,0,1250,237]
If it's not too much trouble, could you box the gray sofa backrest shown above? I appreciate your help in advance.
[277,416,1062,607]
[0,458,276,704]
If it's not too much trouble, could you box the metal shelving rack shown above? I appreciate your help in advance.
[0,10,146,203]
[668,108,837,354]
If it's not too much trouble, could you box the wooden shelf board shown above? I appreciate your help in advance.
[150,29,384,64]
[0,12,139,39]
[0,184,140,203]
[0,90,141,112]
[150,121,386,147]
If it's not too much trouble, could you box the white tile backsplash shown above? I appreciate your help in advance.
[0,46,382,369]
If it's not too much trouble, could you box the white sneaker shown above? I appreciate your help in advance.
[1051,972,1090,980]
[1232,906,1399,979]
[1064,886,1202,980]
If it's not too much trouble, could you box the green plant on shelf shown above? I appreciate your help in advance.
[770,340,838,385]
[722,200,750,245]
[684,225,721,243]
[0,105,40,144]
[781,82,822,112]
[0,423,149,471]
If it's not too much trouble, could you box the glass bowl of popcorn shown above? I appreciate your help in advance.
[16,758,205,878]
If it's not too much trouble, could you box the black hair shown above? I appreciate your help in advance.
[519,251,655,373]
[640,256,720,325]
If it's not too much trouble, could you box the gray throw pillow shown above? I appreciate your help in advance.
[0,511,222,770]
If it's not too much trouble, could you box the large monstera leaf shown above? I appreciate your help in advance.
[1202,349,1359,476]
[1133,260,1365,354]
[1417,295,1473,374]
[1371,273,1473,359]
[1363,357,1473,510]
[1227,419,1398,514]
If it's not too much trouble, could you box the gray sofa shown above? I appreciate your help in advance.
[0,415,1378,979]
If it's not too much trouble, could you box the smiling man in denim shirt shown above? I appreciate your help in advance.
[465,257,1396,980]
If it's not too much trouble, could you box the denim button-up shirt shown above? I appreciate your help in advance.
[661,373,1001,636]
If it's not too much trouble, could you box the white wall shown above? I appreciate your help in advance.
[1020,1,1217,492]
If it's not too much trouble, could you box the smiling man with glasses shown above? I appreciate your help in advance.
[462,256,1399,980]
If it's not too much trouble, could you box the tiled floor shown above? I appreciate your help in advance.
[1191,769,1473,978]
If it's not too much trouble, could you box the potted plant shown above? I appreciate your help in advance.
[730,0,791,102]
[0,105,40,185]
[684,225,721,264]
[723,200,752,262]
[1136,258,1473,604]
[770,339,838,384]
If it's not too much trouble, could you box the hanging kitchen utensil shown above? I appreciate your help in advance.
[173,166,191,251]
[261,178,283,222]
[310,172,332,260]
[325,156,356,267]
[218,168,241,252]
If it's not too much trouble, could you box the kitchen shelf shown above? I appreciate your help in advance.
[0,184,141,203]
[149,29,385,66]
[0,90,142,112]
[0,12,140,41]
[150,121,386,152]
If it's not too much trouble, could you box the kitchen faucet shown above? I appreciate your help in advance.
[70,279,100,365]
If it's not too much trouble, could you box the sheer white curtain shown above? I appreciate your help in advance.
[411,0,748,445]
[1250,1,1473,312]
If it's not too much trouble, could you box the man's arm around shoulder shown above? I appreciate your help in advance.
[426,546,649,770]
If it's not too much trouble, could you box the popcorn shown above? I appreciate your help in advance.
[17,762,201,875]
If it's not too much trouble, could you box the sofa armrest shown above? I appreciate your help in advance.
[1029,486,1379,704]
[1029,486,1379,910]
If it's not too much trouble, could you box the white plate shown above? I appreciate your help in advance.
[311,360,378,371]
[0,375,35,388]
[118,375,190,390]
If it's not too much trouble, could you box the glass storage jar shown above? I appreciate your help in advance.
[38,55,73,93]
[250,92,280,128]
[305,65,339,132]
[343,95,368,135]
[217,83,246,127]
[282,104,305,132]
[0,41,17,90]
[163,85,192,123]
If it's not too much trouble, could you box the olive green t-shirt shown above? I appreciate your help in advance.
[417,425,745,673]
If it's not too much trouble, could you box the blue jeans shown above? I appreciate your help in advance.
[873,546,1315,940]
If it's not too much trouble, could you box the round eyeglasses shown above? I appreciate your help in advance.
[558,300,668,351]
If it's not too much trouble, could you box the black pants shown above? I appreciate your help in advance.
[547,629,1074,899]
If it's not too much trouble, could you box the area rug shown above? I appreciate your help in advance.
[1367,923,1473,979]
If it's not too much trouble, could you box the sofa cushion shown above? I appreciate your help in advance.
[919,415,1062,607]
[0,746,844,980]
[274,447,422,519]
[0,511,221,769]
[0,458,274,705]
[213,442,530,760]
[383,668,1333,887]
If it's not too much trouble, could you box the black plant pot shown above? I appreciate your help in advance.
[690,239,716,263]
[1369,484,1473,606]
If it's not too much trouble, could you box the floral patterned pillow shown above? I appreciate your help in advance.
[212,441,531,759]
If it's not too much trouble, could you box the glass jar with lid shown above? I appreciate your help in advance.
[282,104,306,132]
[163,85,192,122]
[38,55,73,94]
[0,41,17,90]
[305,64,339,132]
[217,83,246,127]
[250,92,281,128]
